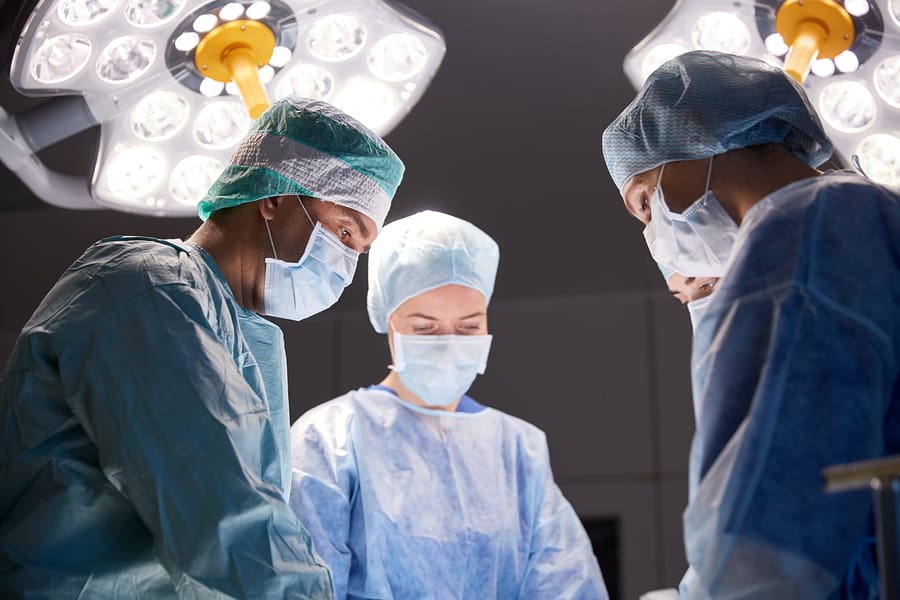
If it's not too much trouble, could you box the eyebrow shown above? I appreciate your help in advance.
[459,312,486,320]
[403,311,486,321]
[405,312,438,320]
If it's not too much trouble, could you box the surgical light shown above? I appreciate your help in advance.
[875,55,900,106]
[275,63,334,100]
[0,0,446,216]
[31,34,93,83]
[623,0,900,189]
[58,0,118,26]
[856,133,900,185]
[124,0,187,28]
[307,14,368,62]
[96,36,157,83]
[130,90,190,140]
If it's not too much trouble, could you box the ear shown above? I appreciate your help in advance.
[258,195,286,220]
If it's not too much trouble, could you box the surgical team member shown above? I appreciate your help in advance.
[603,51,900,598]
[0,98,404,598]
[289,211,608,599]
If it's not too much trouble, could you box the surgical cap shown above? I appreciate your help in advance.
[602,50,833,191]
[198,97,405,227]
[367,210,500,333]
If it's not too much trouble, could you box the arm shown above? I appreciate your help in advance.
[61,284,333,599]
[289,404,358,600]
[517,435,609,600]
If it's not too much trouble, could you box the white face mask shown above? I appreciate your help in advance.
[686,294,714,332]
[391,333,493,406]
[263,197,359,321]
[643,158,739,279]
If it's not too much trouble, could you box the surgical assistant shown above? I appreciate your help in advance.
[603,51,900,598]
[289,211,608,599]
[0,98,405,598]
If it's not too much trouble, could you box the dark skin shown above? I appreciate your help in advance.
[187,195,377,314]
[620,145,822,227]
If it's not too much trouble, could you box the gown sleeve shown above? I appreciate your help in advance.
[289,402,359,600]
[516,433,609,600]
[60,282,334,599]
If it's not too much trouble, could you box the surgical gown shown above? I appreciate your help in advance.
[682,172,900,598]
[289,386,608,600]
[0,236,332,598]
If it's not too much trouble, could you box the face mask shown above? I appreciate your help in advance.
[391,333,493,406]
[263,197,359,321]
[643,158,739,278]
[686,294,714,332]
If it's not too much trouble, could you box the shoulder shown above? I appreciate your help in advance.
[85,237,212,292]
[745,173,898,240]
[727,174,900,290]
[484,408,550,454]
[25,238,220,332]
[291,391,363,439]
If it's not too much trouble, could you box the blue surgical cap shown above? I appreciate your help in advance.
[367,210,500,333]
[199,97,405,228]
[602,51,833,191]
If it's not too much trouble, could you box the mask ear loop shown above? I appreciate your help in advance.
[264,219,278,260]
[704,156,715,194]
[388,319,406,372]
[296,195,316,227]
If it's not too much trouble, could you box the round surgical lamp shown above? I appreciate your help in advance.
[623,0,900,189]
[0,0,445,215]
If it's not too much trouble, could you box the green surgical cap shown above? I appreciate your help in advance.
[198,97,405,227]
[602,51,833,191]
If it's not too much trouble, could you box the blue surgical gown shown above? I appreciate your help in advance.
[289,386,608,599]
[0,236,332,598]
[681,172,900,598]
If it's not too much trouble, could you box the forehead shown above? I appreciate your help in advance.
[392,284,487,319]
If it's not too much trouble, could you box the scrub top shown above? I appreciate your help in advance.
[0,236,332,599]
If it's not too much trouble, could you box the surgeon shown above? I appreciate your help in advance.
[603,51,900,598]
[289,210,608,599]
[0,98,405,598]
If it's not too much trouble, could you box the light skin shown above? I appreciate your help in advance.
[667,274,719,304]
[620,144,821,227]
[187,195,377,314]
[380,284,489,413]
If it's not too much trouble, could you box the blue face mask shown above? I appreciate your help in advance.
[643,157,739,279]
[263,197,359,321]
[391,332,493,406]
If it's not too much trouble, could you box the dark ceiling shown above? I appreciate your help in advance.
[0,0,678,328]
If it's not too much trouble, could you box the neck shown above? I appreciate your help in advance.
[380,371,461,412]
[715,147,821,224]
[187,207,268,312]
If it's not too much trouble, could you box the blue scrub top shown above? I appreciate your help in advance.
[682,173,900,598]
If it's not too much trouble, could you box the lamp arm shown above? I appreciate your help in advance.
[0,105,100,210]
